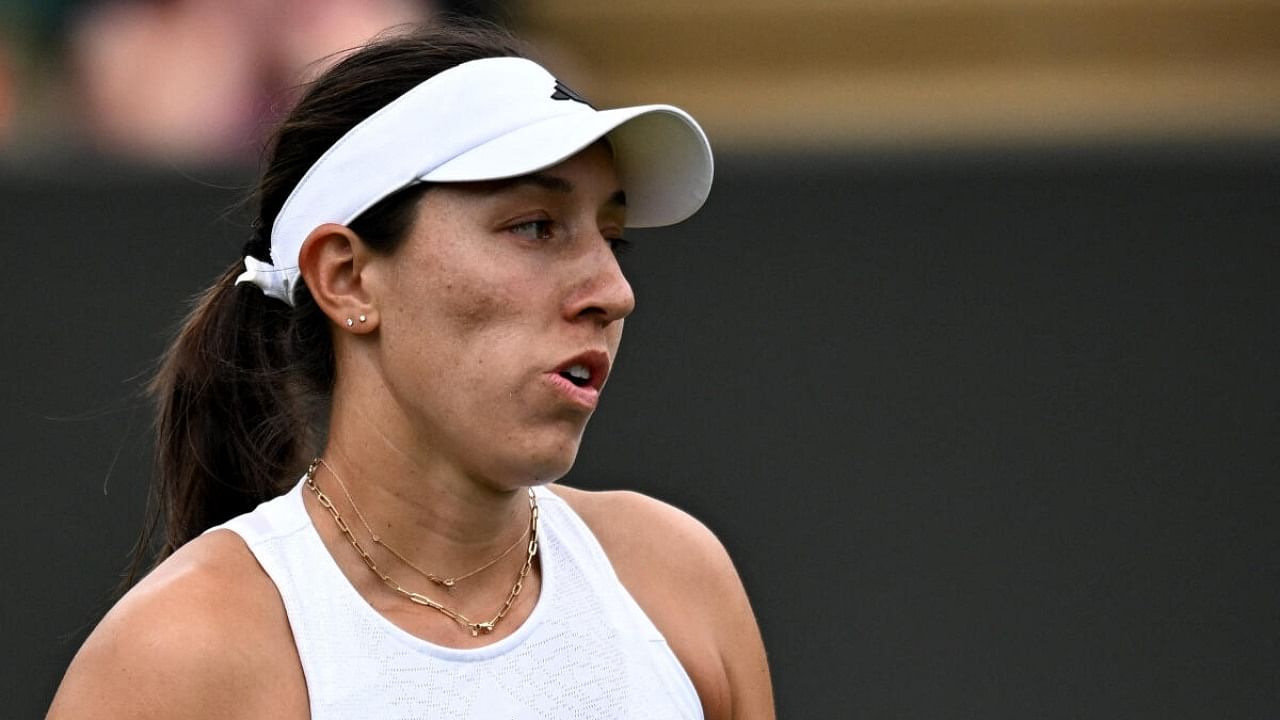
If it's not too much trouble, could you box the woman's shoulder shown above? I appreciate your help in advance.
[547,485,732,584]
[47,530,307,719]
[548,485,776,719]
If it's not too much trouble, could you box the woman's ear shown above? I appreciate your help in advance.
[297,223,379,333]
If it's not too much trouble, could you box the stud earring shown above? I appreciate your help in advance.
[359,315,367,323]
[345,318,354,327]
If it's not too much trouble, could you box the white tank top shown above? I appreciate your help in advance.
[212,481,703,719]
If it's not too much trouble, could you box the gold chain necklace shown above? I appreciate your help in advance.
[317,458,529,589]
[304,458,539,637]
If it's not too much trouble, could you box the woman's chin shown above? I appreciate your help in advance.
[525,451,581,486]
[502,437,584,487]
[454,417,589,489]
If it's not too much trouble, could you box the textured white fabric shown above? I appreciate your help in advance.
[236,56,713,305]
[211,482,703,719]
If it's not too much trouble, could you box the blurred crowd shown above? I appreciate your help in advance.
[0,0,506,165]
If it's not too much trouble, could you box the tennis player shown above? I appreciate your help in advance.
[48,23,773,719]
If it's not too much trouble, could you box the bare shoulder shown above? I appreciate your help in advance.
[548,485,776,720]
[47,530,307,720]
[548,485,729,577]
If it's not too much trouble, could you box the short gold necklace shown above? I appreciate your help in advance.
[317,458,529,589]
[304,458,539,637]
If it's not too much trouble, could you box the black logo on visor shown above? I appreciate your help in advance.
[551,80,595,109]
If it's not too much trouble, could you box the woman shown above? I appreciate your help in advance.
[48,24,773,719]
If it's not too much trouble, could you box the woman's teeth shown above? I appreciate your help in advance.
[563,364,591,387]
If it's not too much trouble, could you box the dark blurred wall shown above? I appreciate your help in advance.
[4,144,1278,719]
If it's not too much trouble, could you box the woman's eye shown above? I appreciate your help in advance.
[509,219,553,240]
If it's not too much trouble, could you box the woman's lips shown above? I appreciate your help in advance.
[552,350,610,390]
[546,349,610,410]
[545,371,600,410]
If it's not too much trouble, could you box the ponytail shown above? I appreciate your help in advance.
[139,262,332,571]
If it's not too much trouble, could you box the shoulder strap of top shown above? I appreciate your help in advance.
[207,479,311,547]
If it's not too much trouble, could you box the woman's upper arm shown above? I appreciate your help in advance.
[49,594,232,718]
[47,532,303,720]
[707,541,776,719]
[663,499,775,719]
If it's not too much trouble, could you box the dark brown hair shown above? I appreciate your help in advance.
[135,23,526,580]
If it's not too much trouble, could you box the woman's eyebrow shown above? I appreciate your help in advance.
[512,172,574,194]
[499,173,627,208]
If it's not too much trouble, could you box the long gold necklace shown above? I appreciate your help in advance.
[304,458,539,637]
[317,458,529,589]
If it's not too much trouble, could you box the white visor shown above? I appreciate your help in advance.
[236,56,714,305]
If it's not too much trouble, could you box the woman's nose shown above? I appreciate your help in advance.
[565,239,636,326]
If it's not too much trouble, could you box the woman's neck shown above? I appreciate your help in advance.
[314,408,534,586]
